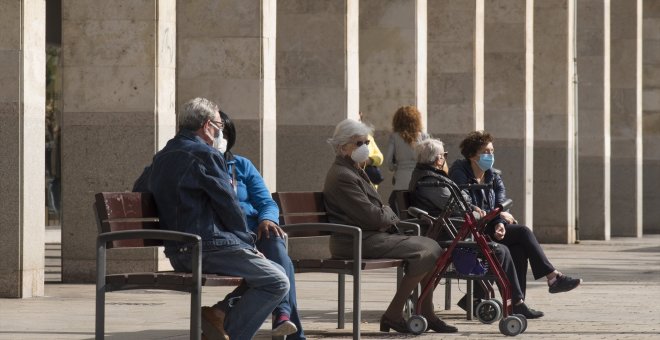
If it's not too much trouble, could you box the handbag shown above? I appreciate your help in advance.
[364,165,384,184]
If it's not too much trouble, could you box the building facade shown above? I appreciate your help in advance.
[1,0,659,297]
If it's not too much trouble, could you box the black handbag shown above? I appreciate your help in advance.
[364,165,384,184]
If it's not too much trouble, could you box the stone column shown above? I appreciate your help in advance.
[642,0,660,234]
[428,0,484,157]
[359,0,427,197]
[61,0,176,281]
[0,0,45,298]
[483,0,531,224]
[533,0,576,243]
[177,0,277,187]
[576,0,611,240]
[277,0,359,191]
[610,0,643,237]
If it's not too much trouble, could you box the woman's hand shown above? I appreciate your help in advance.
[474,206,486,218]
[257,220,285,240]
[500,211,517,224]
[494,223,506,241]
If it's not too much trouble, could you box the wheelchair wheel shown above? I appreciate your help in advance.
[499,315,523,336]
[407,315,428,335]
[403,297,414,320]
[512,314,527,333]
[475,299,502,324]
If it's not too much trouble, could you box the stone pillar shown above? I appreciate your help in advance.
[0,0,45,298]
[277,0,359,191]
[61,0,176,281]
[610,0,643,237]
[359,0,427,197]
[533,0,576,243]
[177,0,277,187]
[428,0,483,158]
[483,0,531,224]
[642,0,660,234]
[576,0,611,240]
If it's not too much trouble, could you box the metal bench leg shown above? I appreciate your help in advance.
[466,279,474,320]
[353,270,360,340]
[338,273,345,329]
[444,278,452,310]
[95,242,106,340]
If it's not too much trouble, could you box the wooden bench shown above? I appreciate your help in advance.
[94,192,243,340]
[272,191,419,340]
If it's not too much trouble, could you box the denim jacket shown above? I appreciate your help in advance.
[133,129,255,255]
[449,158,507,232]
[225,154,279,232]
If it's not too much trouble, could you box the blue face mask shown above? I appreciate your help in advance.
[477,153,494,171]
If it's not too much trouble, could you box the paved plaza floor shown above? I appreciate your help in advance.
[2,235,659,339]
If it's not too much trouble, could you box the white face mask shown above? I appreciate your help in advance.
[350,144,370,164]
[216,138,228,154]
[212,129,224,149]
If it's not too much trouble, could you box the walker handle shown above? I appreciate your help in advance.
[497,199,513,211]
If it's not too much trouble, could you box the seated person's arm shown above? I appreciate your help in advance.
[330,175,398,231]
[243,159,284,238]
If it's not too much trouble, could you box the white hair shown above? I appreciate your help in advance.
[415,138,445,164]
[178,97,219,131]
[327,118,373,155]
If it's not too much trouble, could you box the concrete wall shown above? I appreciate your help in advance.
[533,0,576,243]
[276,0,359,192]
[576,0,611,240]
[610,0,642,237]
[0,0,45,297]
[60,0,176,282]
[642,0,660,234]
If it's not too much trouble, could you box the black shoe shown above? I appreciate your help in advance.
[512,302,544,319]
[426,317,458,333]
[379,314,409,333]
[457,294,481,315]
[549,274,582,293]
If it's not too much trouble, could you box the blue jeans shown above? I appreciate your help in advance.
[169,246,289,339]
[256,232,306,339]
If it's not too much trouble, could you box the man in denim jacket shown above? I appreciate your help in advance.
[133,97,289,340]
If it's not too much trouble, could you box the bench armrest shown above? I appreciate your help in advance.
[396,221,420,236]
[280,223,362,262]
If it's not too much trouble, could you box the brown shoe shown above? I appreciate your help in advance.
[201,306,229,340]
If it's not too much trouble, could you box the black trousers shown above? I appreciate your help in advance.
[497,224,555,296]
[473,244,525,303]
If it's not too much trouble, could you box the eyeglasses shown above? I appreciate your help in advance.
[438,152,448,159]
[208,120,224,130]
[355,140,370,147]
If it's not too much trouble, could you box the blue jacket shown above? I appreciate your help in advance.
[133,129,255,254]
[449,158,507,230]
[225,154,279,232]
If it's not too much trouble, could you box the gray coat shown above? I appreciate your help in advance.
[323,156,399,232]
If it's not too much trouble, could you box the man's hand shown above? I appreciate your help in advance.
[257,220,285,240]
[500,211,517,224]
[494,223,506,241]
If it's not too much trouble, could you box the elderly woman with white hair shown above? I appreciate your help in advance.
[323,119,458,334]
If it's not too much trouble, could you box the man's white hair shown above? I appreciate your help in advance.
[415,138,445,164]
[327,118,373,155]
[178,97,219,131]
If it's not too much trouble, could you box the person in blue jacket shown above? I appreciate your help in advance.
[217,111,305,339]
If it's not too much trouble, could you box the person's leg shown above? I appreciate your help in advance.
[500,224,555,280]
[202,247,290,339]
[256,232,305,339]
[491,244,524,303]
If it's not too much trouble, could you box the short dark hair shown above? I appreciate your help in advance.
[219,110,236,153]
[459,130,493,159]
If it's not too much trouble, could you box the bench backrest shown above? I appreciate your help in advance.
[272,191,329,237]
[94,192,162,249]
[392,190,412,219]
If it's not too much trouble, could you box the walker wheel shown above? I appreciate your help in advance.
[407,315,428,335]
[475,299,502,324]
[512,314,527,333]
[499,315,523,336]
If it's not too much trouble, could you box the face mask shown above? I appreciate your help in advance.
[477,153,494,171]
[212,129,223,149]
[216,138,228,153]
[350,144,370,164]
